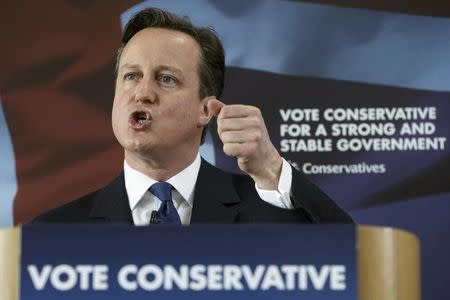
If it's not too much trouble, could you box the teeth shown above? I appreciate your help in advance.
[130,111,150,127]
[134,112,147,121]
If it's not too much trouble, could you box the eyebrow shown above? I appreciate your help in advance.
[119,64,184,78]
[119,63,140,71]
[155,65,184,78]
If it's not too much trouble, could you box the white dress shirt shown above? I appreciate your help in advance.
[125,153,293,225]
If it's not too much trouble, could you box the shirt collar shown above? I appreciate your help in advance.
[124,153,201,211]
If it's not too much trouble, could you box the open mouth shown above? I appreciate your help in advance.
[129,110,151,129]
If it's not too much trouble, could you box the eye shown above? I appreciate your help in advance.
[123,73,139,81]
[158,74,177,85]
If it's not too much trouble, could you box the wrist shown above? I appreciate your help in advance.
[250,152,283,190]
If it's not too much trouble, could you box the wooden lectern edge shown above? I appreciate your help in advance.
[357,224,420,245]
[0,225,420,300]
[0,227,21,300]
[357,225,421,300]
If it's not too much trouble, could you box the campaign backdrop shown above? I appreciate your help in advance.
[1,1,449,299]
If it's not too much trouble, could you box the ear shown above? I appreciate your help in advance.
[197,96,216,127]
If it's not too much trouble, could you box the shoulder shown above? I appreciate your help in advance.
[32,190,99,223]
[31,172,133,224]
[290,167,354,223]
[199,158,254,191]
[200,159,353,223]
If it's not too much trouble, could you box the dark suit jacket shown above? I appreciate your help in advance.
[34,159,353,224]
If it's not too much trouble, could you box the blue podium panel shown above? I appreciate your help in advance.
[20,224,357,299]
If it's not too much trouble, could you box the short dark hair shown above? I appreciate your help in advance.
[116,7,225,99]
[116,8,225,144]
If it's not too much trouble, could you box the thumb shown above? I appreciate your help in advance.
[207,98,225,117]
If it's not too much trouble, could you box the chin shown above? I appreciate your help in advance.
[120,136,154,153]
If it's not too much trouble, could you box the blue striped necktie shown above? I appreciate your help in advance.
[149,182,181,225]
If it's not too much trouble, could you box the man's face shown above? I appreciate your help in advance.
[112,28,210,161]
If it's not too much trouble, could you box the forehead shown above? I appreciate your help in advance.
[119,27,201,72]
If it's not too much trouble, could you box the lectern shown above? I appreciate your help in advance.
[0,225,420,300]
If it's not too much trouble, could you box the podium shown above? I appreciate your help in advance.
[0,225,420,300]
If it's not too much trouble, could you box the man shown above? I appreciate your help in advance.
[35,7,352,224]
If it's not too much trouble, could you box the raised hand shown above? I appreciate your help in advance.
[208,98,282,190]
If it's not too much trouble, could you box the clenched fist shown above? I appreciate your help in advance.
[207,98,282,190]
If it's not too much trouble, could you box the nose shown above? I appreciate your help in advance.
[134,79,156,104]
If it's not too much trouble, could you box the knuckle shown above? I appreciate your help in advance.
[223,143,234,155]
[254,130,262,141]
[251,106,262,116]
[223,144,230,154]
[247,129,261,142]
[221,106,230,117]
[217,121,224,133]
[224,144,243,157]
[250,116,260,127]
[221,132,230,142]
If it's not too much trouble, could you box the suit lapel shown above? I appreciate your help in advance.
[190,159,241,223]
[86,161,240,224]
[88,172,134,224]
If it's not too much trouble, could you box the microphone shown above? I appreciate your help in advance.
[150,210,160,224]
